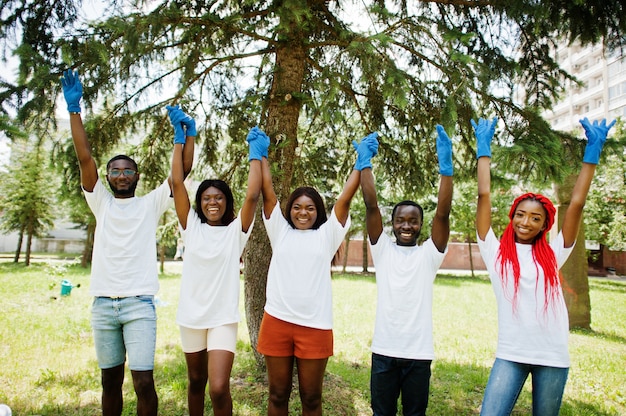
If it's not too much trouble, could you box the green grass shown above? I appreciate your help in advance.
[0,260,625,415]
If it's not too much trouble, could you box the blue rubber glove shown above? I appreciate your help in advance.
[471,117,498,159]
[166,105,186,144]
[181,113,197,137]
[436,125,453,176]
[580,117,616,164]
[352,132,379,170]
[246,126,270,161]
[60,69,82,113]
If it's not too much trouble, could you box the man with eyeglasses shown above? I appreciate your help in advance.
[60,69,195,416]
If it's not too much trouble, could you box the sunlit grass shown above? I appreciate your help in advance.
[0,260,624,415]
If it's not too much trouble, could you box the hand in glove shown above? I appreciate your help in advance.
[166,105,187,144]
[246,126,270,161]
[471,117,498,159]
[580,117,616,164]
[352,132,379,170]
[60,69,83,113]
[435,125,453,176]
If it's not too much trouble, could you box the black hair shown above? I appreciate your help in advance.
[285,186,327,230]
[106,155,138,171]
[391,200,423,223]
[195,179,236,225]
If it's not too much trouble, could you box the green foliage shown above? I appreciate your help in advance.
[2,0,624,204]
[0,139,57,262]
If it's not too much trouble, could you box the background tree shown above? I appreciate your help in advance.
[0,141,56,265]
[2,0,625,358]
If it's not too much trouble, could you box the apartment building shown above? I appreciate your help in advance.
[544,42,626,132]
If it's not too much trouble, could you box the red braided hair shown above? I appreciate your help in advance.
[496,193,560,312]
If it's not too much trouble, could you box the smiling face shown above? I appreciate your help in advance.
[200,186,227,225]
[106,159,139,198]
[289,195,318,230]
[511,199,548,244]
[392,205,422,246]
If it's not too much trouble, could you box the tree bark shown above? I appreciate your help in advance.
[362,231,369,273]
[243,36,306,366]
[82,221,95,268]
[555,174,591,329]
[13,227,24,263]
[467,237,475,278]
[342,237,350,273]
[25,228,33,267]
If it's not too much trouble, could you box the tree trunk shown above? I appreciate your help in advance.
[25,229,33,267]
[243,208,271,367]
[362,231,369,273]
[82,221,95,268]
[243,33,306,367]
[13,227,24,263]
[555,174,591,329]
[467,236,475,278]
[342,237,350,273]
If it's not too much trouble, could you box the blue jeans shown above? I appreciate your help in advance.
[91,296,157,371]
[480,358,569,416]
[370,353,432,416]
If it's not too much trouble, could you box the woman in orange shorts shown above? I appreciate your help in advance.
[256,128,376,415]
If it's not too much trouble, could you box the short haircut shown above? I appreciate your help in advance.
[391,200,423,222]
[106,155,138,171]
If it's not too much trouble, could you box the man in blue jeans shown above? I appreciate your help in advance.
[60,69,195,415]
[358,126,453,415]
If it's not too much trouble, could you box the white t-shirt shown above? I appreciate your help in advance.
[263,201,350,330]
[370,233,447,360]
[477,228,574,367]
[176,209,252,329]
[84,178,172,297]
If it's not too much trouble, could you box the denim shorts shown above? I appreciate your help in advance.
[91,296,157,371]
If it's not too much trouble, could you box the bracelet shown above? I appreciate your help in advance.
[69,112,80,115]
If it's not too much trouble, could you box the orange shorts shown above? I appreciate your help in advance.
[256,312,333,359]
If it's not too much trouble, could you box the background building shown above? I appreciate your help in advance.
[544,42,626,132]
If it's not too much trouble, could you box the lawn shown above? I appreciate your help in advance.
[0,259,624,415]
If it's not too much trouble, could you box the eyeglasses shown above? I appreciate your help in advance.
[108,169,137,178]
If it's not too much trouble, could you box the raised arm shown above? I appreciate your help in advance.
[431,125,453,252]
[352,133,381,237]
[167,105,196,229]
[361,166,383,244]
[166,105,196,195]
[61,70,98,192]
[334,169,361,227]
[240,127,269,232]
[250,127,278,218]
[561,118,616,247]
[473,117,498,241]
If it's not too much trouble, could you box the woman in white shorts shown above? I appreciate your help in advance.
[170,115,267,416]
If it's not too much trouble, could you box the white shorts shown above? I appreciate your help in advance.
[179,323,238,353]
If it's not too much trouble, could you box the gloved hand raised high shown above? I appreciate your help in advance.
[352,132,379,171]
[435,125,453,176]
[246,126,270,161]
[580,117,616,165]
[60,69,83,113]
[166,105,187,144]
[472,117,498,159]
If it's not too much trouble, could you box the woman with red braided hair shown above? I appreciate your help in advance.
[474,117,616,416]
